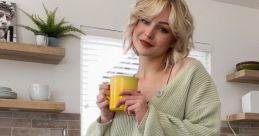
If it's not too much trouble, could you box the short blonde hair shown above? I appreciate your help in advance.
[124,0,194,68]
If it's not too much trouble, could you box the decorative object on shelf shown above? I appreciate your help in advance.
[242,91,259,113]
[236,61,259,71]
[48,37,58,47]
[35,33,48,46]
[0,1,17,42]
[0,86,17,99]
[17,3,85,46]
[30,84,51,101]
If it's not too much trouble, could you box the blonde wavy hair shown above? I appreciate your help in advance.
[124,0,194,68]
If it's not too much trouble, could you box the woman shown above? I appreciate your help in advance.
[87,0,221,135]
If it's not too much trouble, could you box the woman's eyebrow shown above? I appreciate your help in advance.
[158,21,169,25]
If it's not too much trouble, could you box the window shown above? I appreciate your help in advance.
[80,35,211,135]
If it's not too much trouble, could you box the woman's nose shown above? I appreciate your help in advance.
[144,26,155,40]
[145,33,152,39]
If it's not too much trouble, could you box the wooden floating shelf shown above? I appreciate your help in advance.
[0,99,65,112]
[226,70,259,84]
[0,42,65,64]
[226,113,259,121]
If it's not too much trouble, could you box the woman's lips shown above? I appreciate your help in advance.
[140,40,153,47]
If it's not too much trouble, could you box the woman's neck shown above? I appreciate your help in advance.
[136,56,169,79]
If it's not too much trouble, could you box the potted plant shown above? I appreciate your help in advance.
[17,4,85,46]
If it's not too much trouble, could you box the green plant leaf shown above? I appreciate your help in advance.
[17,3,86,39]
[15,24,40,34]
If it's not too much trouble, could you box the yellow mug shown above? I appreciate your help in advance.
[109,75,138,111]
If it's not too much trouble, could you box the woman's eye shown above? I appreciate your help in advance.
[140,19,150,25]
[159,27,169,33]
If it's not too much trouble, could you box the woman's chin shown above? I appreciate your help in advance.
[137,51,153,57]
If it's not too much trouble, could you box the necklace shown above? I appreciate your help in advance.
[166,66,173,85]
[156,66,173,97]
[137,65,174,100]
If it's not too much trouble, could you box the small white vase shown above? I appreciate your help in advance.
[35,35,48,46]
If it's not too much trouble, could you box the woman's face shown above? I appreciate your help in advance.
[132,7,175,58]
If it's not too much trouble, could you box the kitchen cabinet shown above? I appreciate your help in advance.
[0,42,65,64]
[0,99,65,112]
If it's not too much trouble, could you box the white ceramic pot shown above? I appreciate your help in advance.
[35,35,48,46]
[30,84,50,101]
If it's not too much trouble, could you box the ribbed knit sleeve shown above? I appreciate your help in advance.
[86,117,113,136]
[137,60,221,136]
[137,102,220,136]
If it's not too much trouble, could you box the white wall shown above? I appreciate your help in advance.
[1,0,259,118]
[187,0,259,119]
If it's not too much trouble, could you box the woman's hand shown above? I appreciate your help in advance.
[96,83,114,123]
[116,90,148,124]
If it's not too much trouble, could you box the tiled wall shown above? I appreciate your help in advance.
[1,110,258,136]
[221,120,259,136]
[0,110,80,136]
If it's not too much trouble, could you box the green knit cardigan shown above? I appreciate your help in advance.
[86,59,221,136]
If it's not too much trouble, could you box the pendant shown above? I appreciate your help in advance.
[156,91,163,97]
